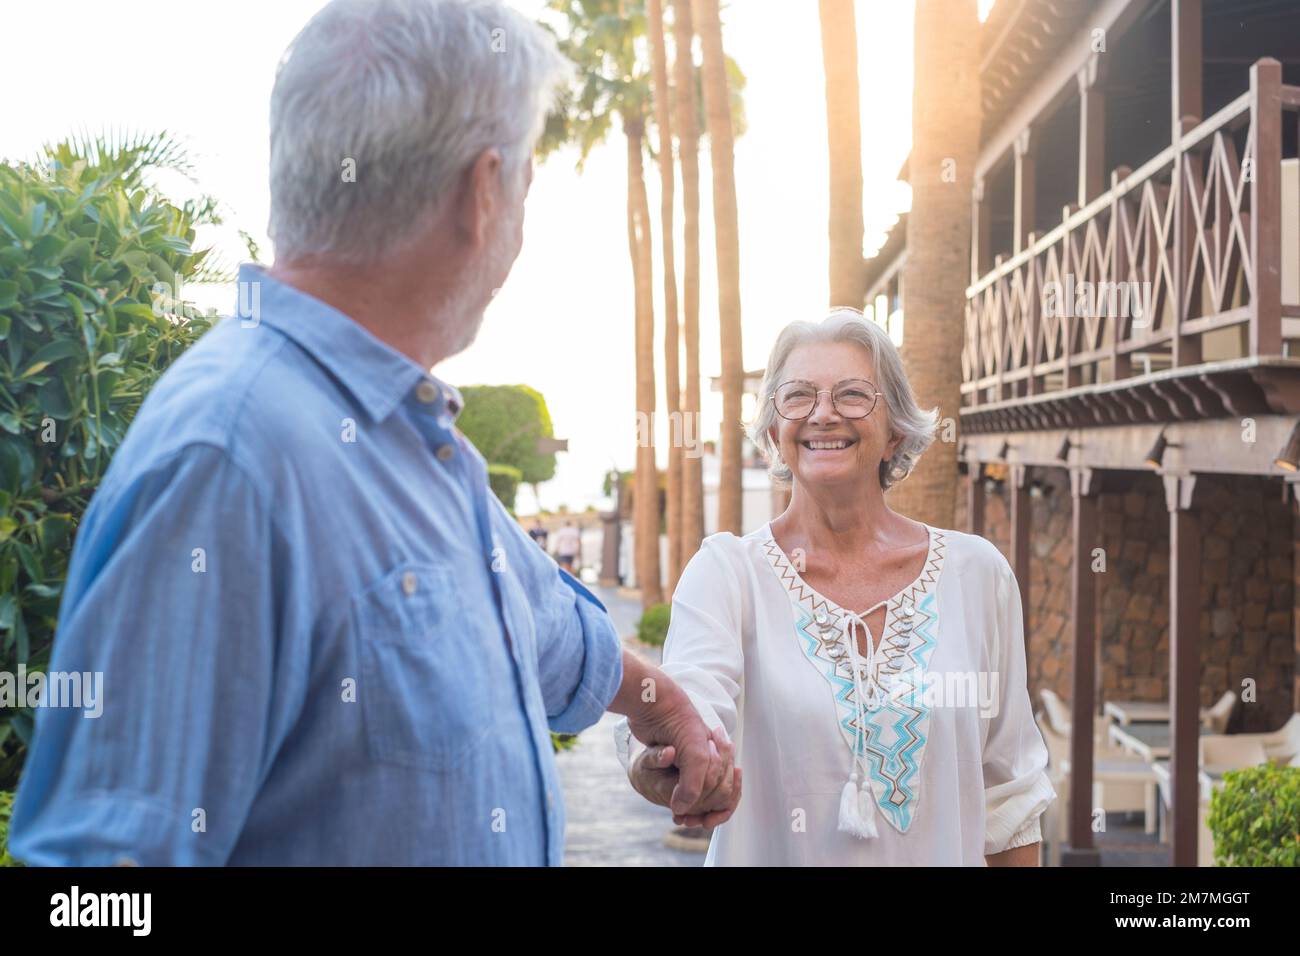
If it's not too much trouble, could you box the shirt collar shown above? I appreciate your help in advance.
[237,263,462,424]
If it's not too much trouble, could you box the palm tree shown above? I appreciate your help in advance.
[671,0,705,571]
[889,0,981,527]
[818,0,866,309]
[646,0,683,595]
[694,0,744,535]
[542,0,662,606]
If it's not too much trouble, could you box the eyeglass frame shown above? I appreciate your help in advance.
[769,378,884,421]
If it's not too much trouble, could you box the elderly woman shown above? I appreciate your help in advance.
[616,308,1056,866]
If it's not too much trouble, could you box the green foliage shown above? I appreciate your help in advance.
[551,732,578,753]
[0,137,215,788]
[636,602,671,646]
[1206,763,1300,866]
[0,790,18,866]
[487,463,524,513]
[458,384,558,485]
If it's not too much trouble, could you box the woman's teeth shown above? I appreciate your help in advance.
[804,440,851,450]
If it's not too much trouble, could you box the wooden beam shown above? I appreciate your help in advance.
[1065,466,1101,864]
[1164,473,1202,868]
[967,460,985,535]
[1010,463,1033,653]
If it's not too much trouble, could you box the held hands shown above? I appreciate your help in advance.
[629,729,742,827]
[625,683,742,827]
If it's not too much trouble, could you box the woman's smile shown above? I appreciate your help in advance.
[799,435,859,453]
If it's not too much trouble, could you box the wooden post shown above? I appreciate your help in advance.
[1164,473,1202,868]
[967,461,985,535]
[1077,55,1107,207]
[1171,0,1203,138]
[1064,467,1101,865]
[972,176,991,283]
[1171,0,1203,369]
[1010,463,1033,652]
[1014,128,1036,255]
[1250,59,1283,358]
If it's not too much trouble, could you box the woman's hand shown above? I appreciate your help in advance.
[628,726,742,828]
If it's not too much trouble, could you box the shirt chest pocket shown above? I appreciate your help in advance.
[353,562,495,772]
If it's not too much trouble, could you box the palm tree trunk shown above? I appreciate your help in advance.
[627,118,663,607]
[888,0,981,527]
[647,0,682,595]
[819,0,866,309]
[695,0,744,535]
[672,0,705,563]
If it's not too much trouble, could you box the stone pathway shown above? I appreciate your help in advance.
[555,584,705,867]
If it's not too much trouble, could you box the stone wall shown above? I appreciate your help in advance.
[953,467,1296,733]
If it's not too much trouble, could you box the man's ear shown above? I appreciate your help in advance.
[456,147,504,247]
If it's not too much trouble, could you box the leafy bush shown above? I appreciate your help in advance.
[0,790,18,866]
[637,602,670,647]
[0,137,216,788]
[1206,764,1300,866]
[486,463,524,513]
[458,384,558,485]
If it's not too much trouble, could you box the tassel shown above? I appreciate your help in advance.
[837,772,879,839]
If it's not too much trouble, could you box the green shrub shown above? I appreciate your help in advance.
[637,602,670,647]
[486,463,523,513]
[0,790,20,866]
[1206,763,1300,866]
[0,138,216,788]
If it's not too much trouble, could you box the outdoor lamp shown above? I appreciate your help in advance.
[1273,420,1300,472]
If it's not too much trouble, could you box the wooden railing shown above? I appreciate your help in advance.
[962,59,1299,420]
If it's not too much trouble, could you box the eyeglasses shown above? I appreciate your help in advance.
[771,378,882,421]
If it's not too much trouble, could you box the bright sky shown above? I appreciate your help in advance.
[0,0,965,514]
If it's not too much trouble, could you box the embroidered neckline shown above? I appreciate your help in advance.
[760,525,949,834]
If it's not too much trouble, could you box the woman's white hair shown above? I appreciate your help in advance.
[269,0,567,264]
[748,308,938,490]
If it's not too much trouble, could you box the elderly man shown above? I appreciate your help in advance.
[10,0,737,865]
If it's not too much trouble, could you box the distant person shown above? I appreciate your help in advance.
[552,520,581,573]
[527,518,549,550]
[10,0,739,866]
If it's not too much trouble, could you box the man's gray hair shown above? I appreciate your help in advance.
[748,308,939,490]
[269,0,568,264]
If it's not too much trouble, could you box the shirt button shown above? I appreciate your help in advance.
[416,381,439,404]
[401,571,418,596]
[815,610,828,625]
[436,444,455,462]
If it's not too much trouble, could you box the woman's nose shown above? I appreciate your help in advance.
[807,390,841,423]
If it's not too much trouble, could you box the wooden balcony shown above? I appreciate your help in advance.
[961,59,1300,435]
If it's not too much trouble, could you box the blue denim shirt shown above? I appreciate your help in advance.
[10,264,623,865]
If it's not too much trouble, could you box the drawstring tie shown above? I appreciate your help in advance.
[837,604,886,840]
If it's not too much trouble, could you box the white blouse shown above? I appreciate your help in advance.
[615,522,1057,866]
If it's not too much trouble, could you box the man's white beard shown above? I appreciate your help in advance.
[436,223,511,361]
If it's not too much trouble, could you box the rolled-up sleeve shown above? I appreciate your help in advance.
[9,444,285,866]
[982,557,1057,856]
[494,501,622,734]
[614,535,744,771]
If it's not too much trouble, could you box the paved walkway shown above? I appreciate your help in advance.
[556,584,704,866]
